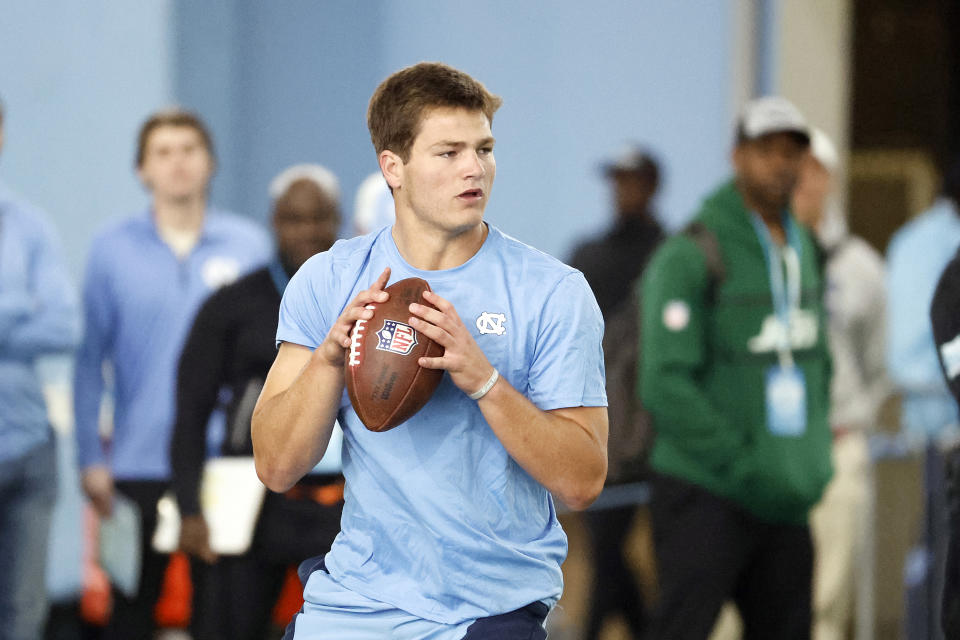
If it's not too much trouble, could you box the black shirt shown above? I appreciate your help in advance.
[170,266,285,516]
[931,246,960,639]
[568,214,665,319]
[932,248,960,402]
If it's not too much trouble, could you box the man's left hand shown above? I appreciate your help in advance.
[408,290,496,397]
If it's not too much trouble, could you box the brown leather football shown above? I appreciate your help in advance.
[345,277,444,431]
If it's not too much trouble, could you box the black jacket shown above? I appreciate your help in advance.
[930,245,960,638]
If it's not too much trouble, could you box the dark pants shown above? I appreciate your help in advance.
[282,559,548,640]
[583,505,645,639]
[0,437,58,640]
[644,474,813,640]
[460,602,548,639]
[189,553,287,640]
[941,444,960,639]
[103,481,169,640]
[191,485,344,640]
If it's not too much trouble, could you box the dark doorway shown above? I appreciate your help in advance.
[848,0,959,253]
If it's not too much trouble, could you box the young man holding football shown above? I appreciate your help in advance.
[252,62,608,639]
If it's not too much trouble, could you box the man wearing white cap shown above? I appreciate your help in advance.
[794,129,889,640]
[640,96,832,639]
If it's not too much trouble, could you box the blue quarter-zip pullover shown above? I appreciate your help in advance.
[74,209,270,479]
[0,183,80,462]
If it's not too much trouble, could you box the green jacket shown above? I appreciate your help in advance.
[639,180,832,525]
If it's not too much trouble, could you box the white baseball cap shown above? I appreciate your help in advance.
[269,163,340,203]
[737,96,810,145]
[809,127,839,172]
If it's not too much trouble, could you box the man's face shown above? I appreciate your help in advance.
[612,171,656,215]
[733,132,807,213]
[791,153,832,230]
[273,179,340,271]
[138,125,213,202]
[389,106,495,235]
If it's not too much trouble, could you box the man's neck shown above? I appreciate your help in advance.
[738,186,786,246]
[617,209,652,223]
[391,218,488,271]
[153,195,206,234]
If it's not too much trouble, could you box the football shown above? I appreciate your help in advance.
[345,277,444,432]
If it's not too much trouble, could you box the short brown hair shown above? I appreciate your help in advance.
[367,62,502,162]
[136,108,215,167]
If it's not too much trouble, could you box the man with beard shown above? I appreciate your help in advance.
[171,164,344,639]
[639,97,832,640]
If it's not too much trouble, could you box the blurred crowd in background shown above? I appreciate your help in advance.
[3,3,960,640]
[2,94,960,640]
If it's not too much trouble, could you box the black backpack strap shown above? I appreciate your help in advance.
[683,221,726,298]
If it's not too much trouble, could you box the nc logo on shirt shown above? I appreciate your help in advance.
[748,310,818,353]
[476,312,507,336]
[201,257,241,290]
[376,320,418,355]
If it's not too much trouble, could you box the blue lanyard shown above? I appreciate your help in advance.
[267,258,290,296]
[750,213,803,368]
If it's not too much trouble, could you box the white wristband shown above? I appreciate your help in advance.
[468,368,500,400]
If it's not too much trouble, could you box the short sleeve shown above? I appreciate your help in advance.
[276,253,332,349]
[526,271,607,410]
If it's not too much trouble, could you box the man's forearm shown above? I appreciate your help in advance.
[477,378,607,511]
[252,351,343,491]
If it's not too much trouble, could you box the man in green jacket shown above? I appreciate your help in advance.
[640,96,832,640]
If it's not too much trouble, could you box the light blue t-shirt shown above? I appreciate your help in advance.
[277,224,606,626]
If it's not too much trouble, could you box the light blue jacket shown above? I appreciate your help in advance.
[886,198,960,438]
[73,209,270,480]
[0,183,79,463]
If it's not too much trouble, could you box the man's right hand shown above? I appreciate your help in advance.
[81,465,115,518]
[253,268,392,492]
[179,514,217,564]
[315,267,391,367]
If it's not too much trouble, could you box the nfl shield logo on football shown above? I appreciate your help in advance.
[376,320,419,355]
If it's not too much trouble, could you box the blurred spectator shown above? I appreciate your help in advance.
[930,235,960,640]
[886,155,960,640]
[887,157,960,440]
[794,128,889,640]
[0,96,81,640]
[640,96,832,639]
[73,108,270,638]
[567,144,664,639]
[170,164,345,640]
[570,144,664,316]
[352,171,394,236]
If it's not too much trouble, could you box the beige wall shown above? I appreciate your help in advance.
[729,0,853,199]
[776,0,854,203]
[730,0,760,120]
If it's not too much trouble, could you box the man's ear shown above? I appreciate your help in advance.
[136,167,151,189]
[731,145,745,173]
[270,205,281,233]
[379,150,403,191]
